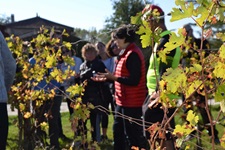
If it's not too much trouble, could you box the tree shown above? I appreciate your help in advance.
[104,0,150,31]
[74,27,97,42]
[74,0,152,45]
[7,26,92,149]
[74,27,109,44]
[0,14,11,24]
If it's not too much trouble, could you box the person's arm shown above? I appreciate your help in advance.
[117,52,141,86]
[0,32,17,92]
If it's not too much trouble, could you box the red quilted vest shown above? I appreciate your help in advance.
[114,43,147,107]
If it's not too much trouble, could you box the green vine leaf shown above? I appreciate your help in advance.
[162,67,187,94]
[219,44,225,59]
[136,21,152,48]
[216,33,225,42]
[66,84,84,97]
[170,0,194,22]
[221,132,225,148]
[158,29,185,64]
[45,55,57,68]
[220,100,225,113]
[213,62,225,79]
[189,63,202,74]
[186,110,199,127]
[63,42,72,50]
[195,5,209,26]
[164,29,185,51]
[130,12,143,25]
[186,80,202,98]
[215,84,225,102]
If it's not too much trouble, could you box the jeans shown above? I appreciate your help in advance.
[89,109,101,142]
[0,103,8,150]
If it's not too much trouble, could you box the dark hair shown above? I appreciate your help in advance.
[105,39,117,57]
[113,24,137,43]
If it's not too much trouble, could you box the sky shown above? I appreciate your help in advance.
[0,0,196,35]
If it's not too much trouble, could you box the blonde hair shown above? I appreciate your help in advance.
[81,43,99,59]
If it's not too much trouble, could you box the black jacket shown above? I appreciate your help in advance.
[80,57,112,107]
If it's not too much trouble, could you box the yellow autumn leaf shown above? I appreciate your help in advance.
[186,110,199,127]
[24,112,32,119]
[19,103,25,111]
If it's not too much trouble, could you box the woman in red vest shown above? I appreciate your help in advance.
[93,24,148,150]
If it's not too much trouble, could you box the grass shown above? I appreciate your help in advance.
[7,104,225,149]
[7,111,115,150]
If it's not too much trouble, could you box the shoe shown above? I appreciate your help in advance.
[101,135,108,141]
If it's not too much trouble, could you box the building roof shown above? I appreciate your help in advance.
[6,16,74,32]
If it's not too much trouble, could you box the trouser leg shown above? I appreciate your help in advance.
[113,105,126,150]
[0,103,8,150]
[48,95,62,149]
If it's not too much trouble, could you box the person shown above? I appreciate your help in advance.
[0,28,17,150]
[29,32,64,149]
[105,39,121,112]
[181,24,220,143]
[57,48,82,141]
[79,43,110,143]
[93,24,148,150]
[61,49,83,115]
[72,49,83,88]
[95,41,115,141]
[105,39,121,57]
[141,4,181,149]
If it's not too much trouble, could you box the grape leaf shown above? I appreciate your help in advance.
[63,42,72,50]
[66,84,83,97]
[50,68,62,82]
[158,29,185,64]
[213,62,225,79]
[216,33,225,42]
[164,29,185,51]
[162,67,187,93]
[195,5,210,26]
[215,84,225,102]
[136,21,152,48]
[220,100,225,113]
[189,64,202,74]
[185,80,202,98]
[170,1,194,22]
[45,55,57,68]
[219,44,225,59]
[157,50,167,64]
[186,110,199,126]
[130,12,143,25]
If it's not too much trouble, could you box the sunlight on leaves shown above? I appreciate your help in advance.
[215,84,225,102]
[186,110,199,127]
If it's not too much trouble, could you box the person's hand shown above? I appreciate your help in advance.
[91,74,107,82]
[148,91,160,108]
[149,91,159,100]
[91,69,117,82]
[148,97,159,109]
